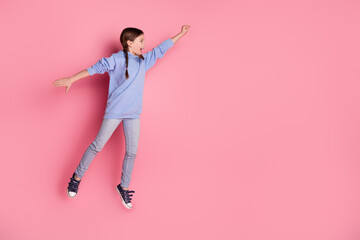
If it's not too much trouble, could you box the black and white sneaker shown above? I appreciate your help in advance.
[116,184,135,209]
[67,172,81,198]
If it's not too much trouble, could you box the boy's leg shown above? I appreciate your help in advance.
[75,118,123,179]
[120,118,140,188]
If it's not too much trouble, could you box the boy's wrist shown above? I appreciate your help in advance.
[69,76,76,84]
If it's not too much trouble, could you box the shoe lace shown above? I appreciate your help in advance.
[68,178,80,192]
[123,190,135,203]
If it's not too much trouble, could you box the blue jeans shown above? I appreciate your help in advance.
[74,118,140,188]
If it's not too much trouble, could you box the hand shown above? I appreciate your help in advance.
[181,25,190,35]
[53,77,72,93]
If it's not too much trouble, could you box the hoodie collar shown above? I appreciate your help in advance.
[123,50,137,57]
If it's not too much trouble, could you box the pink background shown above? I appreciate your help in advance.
[1,0,360,239]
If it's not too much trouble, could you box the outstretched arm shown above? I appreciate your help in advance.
[171,25,191,44]
[53,55,116,93]
[53,69,90,93]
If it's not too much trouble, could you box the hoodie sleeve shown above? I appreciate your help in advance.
[144,38,174,72]
[87,54,116,75]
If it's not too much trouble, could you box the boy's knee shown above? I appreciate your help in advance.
[125,151,137,158]
[90,138,105,152]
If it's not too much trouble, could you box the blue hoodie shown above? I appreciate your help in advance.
[87,38,174,119]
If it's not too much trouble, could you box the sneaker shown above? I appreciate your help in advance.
[116,184,135,209]
[67,172,81,198]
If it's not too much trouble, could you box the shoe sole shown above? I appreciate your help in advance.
[116,186,132,209]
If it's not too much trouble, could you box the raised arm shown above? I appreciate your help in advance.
[143,39,174,71]
[144,25,191,72]
[171,25,190,44]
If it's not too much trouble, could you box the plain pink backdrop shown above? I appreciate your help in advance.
[1,0,360,239]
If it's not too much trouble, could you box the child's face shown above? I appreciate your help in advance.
[128,34,145,56]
